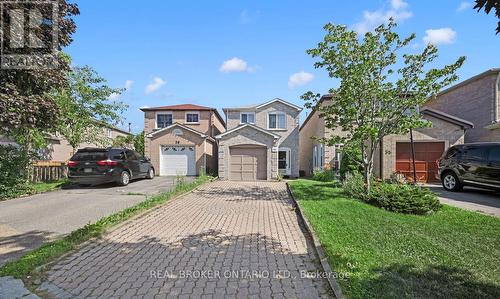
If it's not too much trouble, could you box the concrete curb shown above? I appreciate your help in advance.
[286,182,345,299]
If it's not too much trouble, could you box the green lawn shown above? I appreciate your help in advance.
[30,180,68,194]
[289,179,500,299]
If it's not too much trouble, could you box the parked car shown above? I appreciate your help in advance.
[437,142,500,192]
[68,148,154,186]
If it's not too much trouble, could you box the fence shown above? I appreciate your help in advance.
[30,161,68,183]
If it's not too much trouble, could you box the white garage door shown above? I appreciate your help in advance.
[160,146,196,176]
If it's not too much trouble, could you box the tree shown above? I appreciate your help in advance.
[474,0,500,34]
[302,21,465,192]
[112,134,134,148]
[53,66,128,152]
[0,1,79,136]
[134,131,145,156]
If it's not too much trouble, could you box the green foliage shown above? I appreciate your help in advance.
[112,134,134,148]
[289,179,500,298]
[339,143,363,180]
[0,146,33,199]
[343,174,441,215]
[0,175,212,279]
[0,3,79,136]
[52,66,128,150]
[302,20,465,192]
[312,169,337,182]
[134,131,145,155]
[474,0,500,34]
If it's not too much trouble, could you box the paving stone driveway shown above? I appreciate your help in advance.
[39,181,332,298]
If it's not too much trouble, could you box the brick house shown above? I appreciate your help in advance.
[299,94,473,182]
[141,104,225,176]
[424,68,500,142]
[216,98,302,180]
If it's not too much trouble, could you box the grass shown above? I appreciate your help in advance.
[0,179,69,201]
[289,179,500,299]
[0,175,212,280]
[30,180,69,194]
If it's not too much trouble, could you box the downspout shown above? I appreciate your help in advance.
[495,72,500,123]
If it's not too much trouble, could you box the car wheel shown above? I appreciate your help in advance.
[146,168,154,179]
[118,171,130,186]
[442,172,462,192]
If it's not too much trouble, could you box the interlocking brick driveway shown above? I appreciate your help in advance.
[39,181,333,298]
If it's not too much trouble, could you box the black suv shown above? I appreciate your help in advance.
[68,148,154,186]
[438,143,500,192]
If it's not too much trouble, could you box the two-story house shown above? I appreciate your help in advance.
[216,98,302,180]
[141,104,225,176]
[425,68,500,142]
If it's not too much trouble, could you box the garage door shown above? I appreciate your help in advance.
[160,146,196,176]
[396,142,445,183]
[230,147,267,181]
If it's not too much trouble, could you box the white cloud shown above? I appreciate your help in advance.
[288,71,314,89]
[124,80,134,91]
[457,1,472,12]
[423,28,457,45]
[219,57,254,73]
[353,0,412,35]
[145,77,166,94]
[108,93,120,100]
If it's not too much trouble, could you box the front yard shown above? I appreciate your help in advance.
[289,179,500,299]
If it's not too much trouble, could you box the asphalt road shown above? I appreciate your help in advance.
[0,176,194,267]
[427,184,500,217]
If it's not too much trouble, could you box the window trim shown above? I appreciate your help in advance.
[185,111,200,124]
[267,112,286,130]
[155,111,173,129]
[240,112,256,124]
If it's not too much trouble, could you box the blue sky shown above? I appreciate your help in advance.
[66,0,500,133]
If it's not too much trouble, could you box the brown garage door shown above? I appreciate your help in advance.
[396,142,445,183]
[230,146,267,181]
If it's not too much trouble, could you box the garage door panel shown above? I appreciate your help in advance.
[160,146,195,176]
[230,147,267,181]
[396,142,444,183]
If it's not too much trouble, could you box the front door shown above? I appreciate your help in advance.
[278,148,291,176]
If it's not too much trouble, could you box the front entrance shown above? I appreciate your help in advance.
[395,142,445,183]
[278,148,291,176]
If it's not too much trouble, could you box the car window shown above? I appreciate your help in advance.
[488,146,500,163]
[462,147,487,161]
[126,150,138,161]
[445,147,458,158]
[110,149,126,160]
[71,151,108,161]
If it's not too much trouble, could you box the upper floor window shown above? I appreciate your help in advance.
[156,113,173,129]
[268,112,286,129]
[185,112,200,124]
[240,112,255,124]
[106,128,112,138]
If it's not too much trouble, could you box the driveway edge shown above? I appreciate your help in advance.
[286,182,345,299]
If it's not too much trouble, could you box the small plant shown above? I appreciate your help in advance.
[175,173,185,185]
[275,172,284,182]
[312,169,337,182]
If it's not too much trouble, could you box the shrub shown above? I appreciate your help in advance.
[0,145,33,200]
[312,169,337,182]
[339,144,363,181]
[343,174,441,215]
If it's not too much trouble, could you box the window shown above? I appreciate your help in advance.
[156,113,172,128]
[268,113,286,129]
[462,146,487,161]
[488,146,500,162]
[106,128,112,138]
[240,112,255,124]
[110,149,126,160]
[126,150,139,161]
[185,112,199,123]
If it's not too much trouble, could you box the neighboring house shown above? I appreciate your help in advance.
[216,98,302,181]
[0,124,132,162]
[141,104,225,176]
[425,68,500,143]
[300,94,473,183]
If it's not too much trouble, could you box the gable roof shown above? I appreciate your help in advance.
[223,98,303,113]
[299,94,333,131]
[215,124,280,139]
[434,68,500,98]
[420,107,474,129]
[140,104,225,127]
[146,123,215,141]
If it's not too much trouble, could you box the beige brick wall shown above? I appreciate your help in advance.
[376,114,465,179]
[144,110,221,137]
[224,101,300,177]
[218,126,278,180]
[425,73,500,142]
